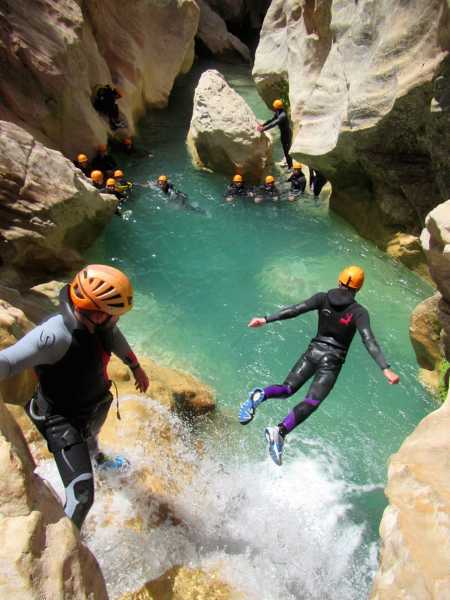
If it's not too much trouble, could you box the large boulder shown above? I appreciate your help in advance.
[253,0,450,267]
[187,69,272,181]
[0,0,199,157]
[197,0,250,63]
[0,120,117,286]
[0,397,108,600]
[370,395,450,599]
[409,292,442,391]
[421,200,450,359]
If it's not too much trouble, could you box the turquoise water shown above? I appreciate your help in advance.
[85,63,434,598]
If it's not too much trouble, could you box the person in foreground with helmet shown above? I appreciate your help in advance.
[257,99,293,169]
[224,174,248,202]
[91,144,118,177]
[0,265,149,529]
[254,175,280,203]
[156,174,175,196]
[239,266,400,465]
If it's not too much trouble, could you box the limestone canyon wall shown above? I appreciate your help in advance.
[0,0,199,159]
[253,0,450,268]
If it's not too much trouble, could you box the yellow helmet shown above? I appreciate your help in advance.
[293,161,303,170]
[90,170,103,183]
[77,153,88,164]
[70,264,133,316]
[272,99,283,110]
[265,175,275,184]
[338,266,365,290]
[233,174,243,183]
[106,178,116,187]
[114,169,124,178]
[158,175,168,183]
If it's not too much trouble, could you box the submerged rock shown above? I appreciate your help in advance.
[253,0,450,268]
[187,69,272,181]
[197,0,250,63]
[371,395,450,599]
[120,565,242,600]
[0,120,117,285]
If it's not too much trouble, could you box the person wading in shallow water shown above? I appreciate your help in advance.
[239,266,400,465]
[0,264,149,528]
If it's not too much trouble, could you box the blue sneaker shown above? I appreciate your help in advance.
[265,426,284,466]
[96,453,130,472]
[239,388,265,425]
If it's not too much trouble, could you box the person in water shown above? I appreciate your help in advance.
[224,174,248,202]
[0,265,149,528]
[74,153,91,177]
[90,169,105,189]
[91,144,118,177]
[113,170,133,195]
[257,99,293,169]
[287,161,306,201]
[156,174,174,195]
[254,175,280,203]
[310,168,327,198]
[239,266,400,465]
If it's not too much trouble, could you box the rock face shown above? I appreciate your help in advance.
[0,397,108,600]
[409,292,442,391]
[421,200,450,360]
[370,395,450,599]
[197,0,250,63]
[187,69,272,181]
[0,120,117,286]
[253,0,450,265]
[0,0,199,158]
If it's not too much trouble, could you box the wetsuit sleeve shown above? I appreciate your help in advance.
[0,316,71,380]
[109,326,139,368]
[354,308,390,370]
[262,112,286,132]
[265,293,326,323]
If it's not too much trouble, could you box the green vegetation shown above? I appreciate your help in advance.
[438,358,450,403]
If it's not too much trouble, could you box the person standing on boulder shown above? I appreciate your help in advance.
[257,99,293,169]
[239,266,400,465]
[0,265,149,529]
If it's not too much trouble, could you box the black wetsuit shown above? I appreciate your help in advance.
[261,109,293,168]
[0,286,138,528]
[91,152,117,175]
[310,169,327,197]
[93,85,121,129]
[288,170,306,194]
[73,160,91,177]
[260,287,390,436]
[257,183,280,201]
[159,181,175,195]
[225,183,247,198]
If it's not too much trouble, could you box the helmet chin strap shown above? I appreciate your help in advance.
[79,311,113,331]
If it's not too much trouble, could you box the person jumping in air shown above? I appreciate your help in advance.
[0,265,149,529]
[257,99,293,169]
[239,266,400,465]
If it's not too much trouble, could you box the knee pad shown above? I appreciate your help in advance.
[64,472,94,529]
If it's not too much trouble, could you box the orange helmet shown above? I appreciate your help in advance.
[233,174,243,183]
[338,266,365,290]
[114,169,124,178]
[158,175,168,183]
[123,137,132,146]
[273,99,283,110]
[265,175,275,184]
[97,143,108,153]
[106,177,116,187]
[90,170,103,183]
[293,160,303,170]
[77,153,88,164]
[70,264,133,316]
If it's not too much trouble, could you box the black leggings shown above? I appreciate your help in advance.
[26,392,112,529]
[280,130,293,168]
[263,342,345,435]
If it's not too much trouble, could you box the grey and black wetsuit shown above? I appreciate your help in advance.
[225,183,248,198]
[0,285,138,528]
[260,287,390,436]
[261,109,293,169]
[288,170,306,194]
